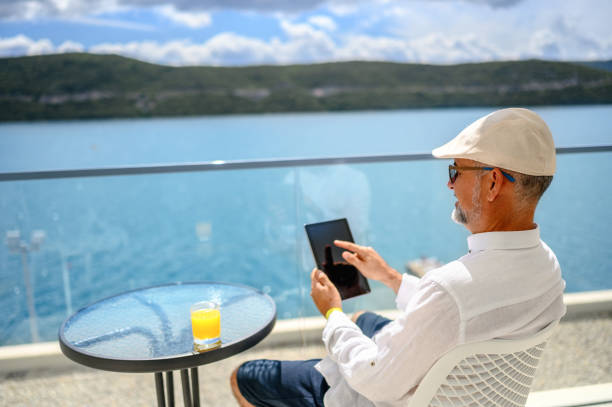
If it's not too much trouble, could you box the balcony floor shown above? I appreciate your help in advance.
[1,310,611,406]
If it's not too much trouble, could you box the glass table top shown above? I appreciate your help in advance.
[59,282,276,371]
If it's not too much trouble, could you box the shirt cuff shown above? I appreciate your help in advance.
[395,273,420,310]
[325,307,343,319]
[322,309,358,346]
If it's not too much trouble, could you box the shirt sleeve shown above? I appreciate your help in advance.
[322,278,461,403]
[395,273,421,311]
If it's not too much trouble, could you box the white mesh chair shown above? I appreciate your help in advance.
[407,321,558,407]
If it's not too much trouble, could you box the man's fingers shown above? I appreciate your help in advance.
[334,240,360,252]
[310,268,321,291]
[335,240,369,261]
[317,269,331,285]
[342,250,364,267]
[311,268,329,286]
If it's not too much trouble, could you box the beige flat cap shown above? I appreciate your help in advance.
[432,108,556,176]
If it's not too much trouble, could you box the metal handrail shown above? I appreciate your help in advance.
[1,146,611,182]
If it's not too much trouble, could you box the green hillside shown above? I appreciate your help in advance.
[1,53,611,121]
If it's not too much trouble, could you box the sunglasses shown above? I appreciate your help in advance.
[448,165,515,184]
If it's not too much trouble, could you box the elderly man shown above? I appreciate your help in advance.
[230,108,566,406]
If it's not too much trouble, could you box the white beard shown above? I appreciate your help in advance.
[451,206,468,225]
[451,176,483,227]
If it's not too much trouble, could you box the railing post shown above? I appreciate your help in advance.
[60,248,73,316]
[6,230,44,343]
[21,247,40,342]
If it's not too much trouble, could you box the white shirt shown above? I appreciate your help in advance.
[315,227,566,407]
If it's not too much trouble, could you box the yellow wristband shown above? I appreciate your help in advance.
[325,307,343,319]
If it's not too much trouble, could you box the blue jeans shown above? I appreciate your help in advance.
[236,312,392,407]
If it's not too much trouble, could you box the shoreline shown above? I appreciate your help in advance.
[1,290,611,406]
[1,289,611,373]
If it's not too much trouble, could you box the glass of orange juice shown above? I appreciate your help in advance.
[190,301,221,352]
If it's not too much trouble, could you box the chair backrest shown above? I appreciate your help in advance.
[407,321,558,407]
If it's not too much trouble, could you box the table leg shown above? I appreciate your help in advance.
[180,369,192,407]
[166,371,175,407]
[155,372,166,407]
[190,367,200,407]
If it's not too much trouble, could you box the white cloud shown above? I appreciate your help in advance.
[527,30,561,60]
[0,0,124,20]
[16,1,50,20]
[2,0,611,67]
[90,39,188,65]
[200,33,275,65]
[521,17,612,61]
[409,33,502,64]
[0,35,88,57]
[326,3,360,16]
[280,20,322,39]
[88,34,275,66]
[278,20,336,62]
[466,0,523,7]
[0,0,325,21]
[64,16,155,30]
[156,5,212,28]
[57,40,85,53]
[75,21,340,66]
[308,15,336,31]
[3,4,612,67]
[56,26,505,66]
[338,35,415,61]
[0,34,54,56]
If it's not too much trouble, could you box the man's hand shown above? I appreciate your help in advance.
[322,245,358,288]
[310,268,342,317]
[334,240,403,293]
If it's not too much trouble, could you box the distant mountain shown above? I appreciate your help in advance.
[1,53,611,121]
[573,60,612,72]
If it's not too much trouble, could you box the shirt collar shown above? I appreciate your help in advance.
[467,226,540,253]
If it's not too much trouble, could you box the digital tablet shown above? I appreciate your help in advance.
[304,218,371,300]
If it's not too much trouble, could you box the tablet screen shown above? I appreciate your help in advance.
[305,218,371,300]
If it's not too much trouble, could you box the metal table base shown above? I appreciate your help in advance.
[155,368,200,407]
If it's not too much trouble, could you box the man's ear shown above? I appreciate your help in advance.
[486,169,503,202]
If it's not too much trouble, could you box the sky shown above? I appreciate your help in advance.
[0,0,611,66]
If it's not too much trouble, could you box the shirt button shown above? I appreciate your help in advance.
[370,361,375,366]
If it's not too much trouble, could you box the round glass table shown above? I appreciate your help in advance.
[59,282,276,407]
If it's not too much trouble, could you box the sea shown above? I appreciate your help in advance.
[1,105,611,345]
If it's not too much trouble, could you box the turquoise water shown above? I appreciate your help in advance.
[0,105,611,345]
[1,105,611,172]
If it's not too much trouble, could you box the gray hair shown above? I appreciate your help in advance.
[473,161,553,205]
[513,173,553,203]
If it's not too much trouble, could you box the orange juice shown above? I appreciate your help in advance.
[190,301,221,352]
[191,309,220,339]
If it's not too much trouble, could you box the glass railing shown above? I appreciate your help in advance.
[1,148,611,346]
